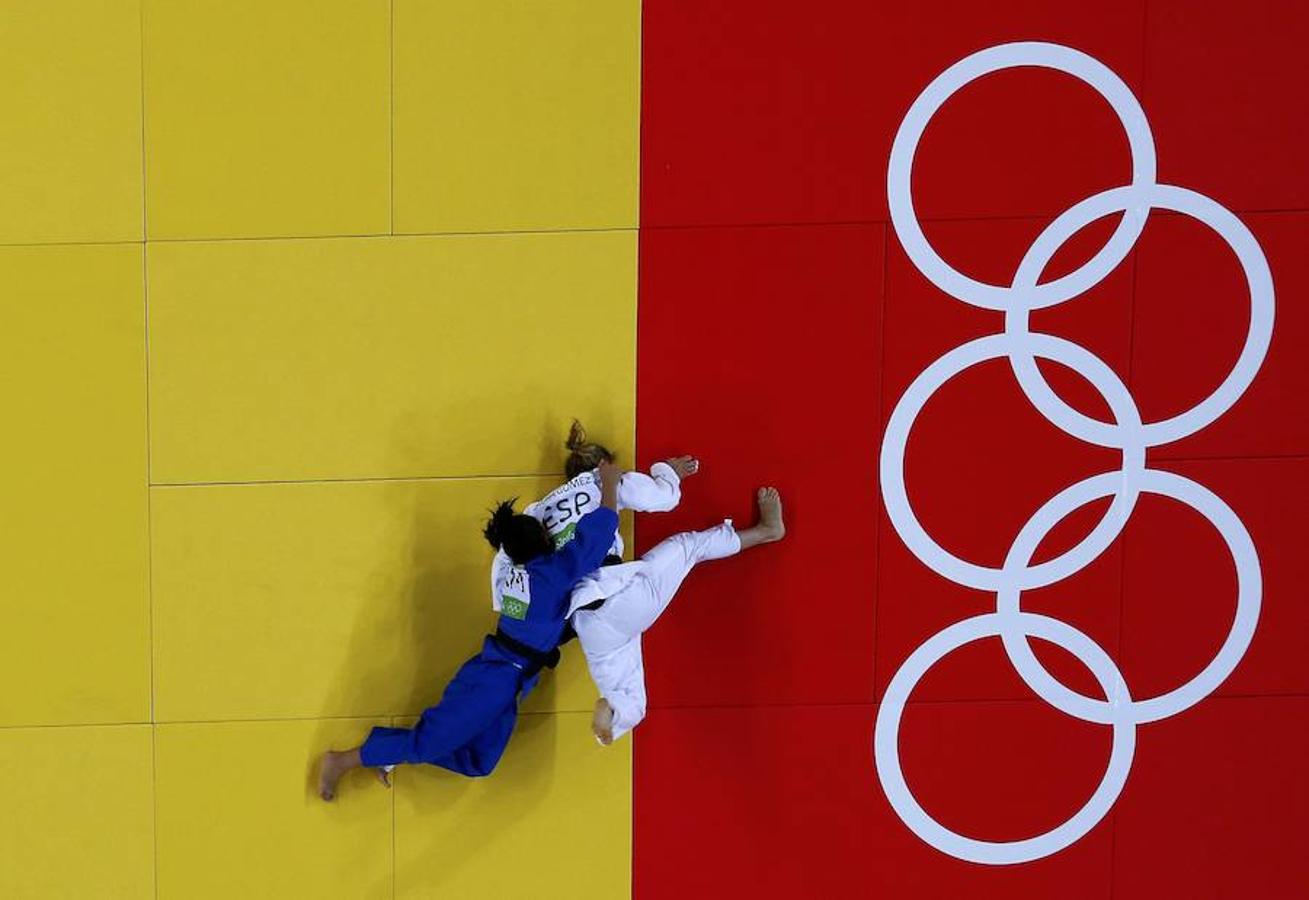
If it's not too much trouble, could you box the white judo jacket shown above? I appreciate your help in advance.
[489,462,682,616]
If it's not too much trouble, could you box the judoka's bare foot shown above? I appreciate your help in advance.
[738,487,786,550]
[757,487,785,540]
[665,456,700,479]
[318,748,362,802]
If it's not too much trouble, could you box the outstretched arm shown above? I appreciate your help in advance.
[617,457,698,513]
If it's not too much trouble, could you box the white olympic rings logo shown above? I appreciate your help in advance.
[874,41,1275,865]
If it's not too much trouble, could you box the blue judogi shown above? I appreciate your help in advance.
[359,506,619,776]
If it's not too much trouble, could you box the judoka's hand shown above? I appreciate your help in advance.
[592,698,615,746]
[664,456,699,479]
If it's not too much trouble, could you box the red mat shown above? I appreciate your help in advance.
[635,1,1309,896]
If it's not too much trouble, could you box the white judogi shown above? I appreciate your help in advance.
[490,462,682,615]
[572,521,741,741]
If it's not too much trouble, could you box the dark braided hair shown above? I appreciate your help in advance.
[484,499,553,565]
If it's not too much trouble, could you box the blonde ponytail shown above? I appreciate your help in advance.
[564,419,615,479]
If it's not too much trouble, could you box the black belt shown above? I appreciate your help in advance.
[576,555,622,613]
[496,555,623,667]
[491,629,561,678]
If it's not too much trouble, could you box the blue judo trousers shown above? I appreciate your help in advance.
[359,506,619,776]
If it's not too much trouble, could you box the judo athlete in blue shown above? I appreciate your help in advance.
[317,460,621,801]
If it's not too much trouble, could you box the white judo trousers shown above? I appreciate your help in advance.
[572,521,741,741]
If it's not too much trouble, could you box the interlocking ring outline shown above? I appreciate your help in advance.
[875,41,1273,865]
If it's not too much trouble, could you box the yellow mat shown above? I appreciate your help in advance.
[0,1,639,896]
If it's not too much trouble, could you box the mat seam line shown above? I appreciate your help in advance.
[1110,8,1152,893]
[637,206,1309,231]
[138,2,160,895]
[872,223,890,703]
[631,3,645,894]
[0,209,1303,251]
[389,0,395,239]
[6,691,1301,731]
[146,450,1309,492]
[150,472,568,488]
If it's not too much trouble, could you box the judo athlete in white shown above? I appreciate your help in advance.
[489,422,786,745]
[573,486,786,745]
[489,422,696,617]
